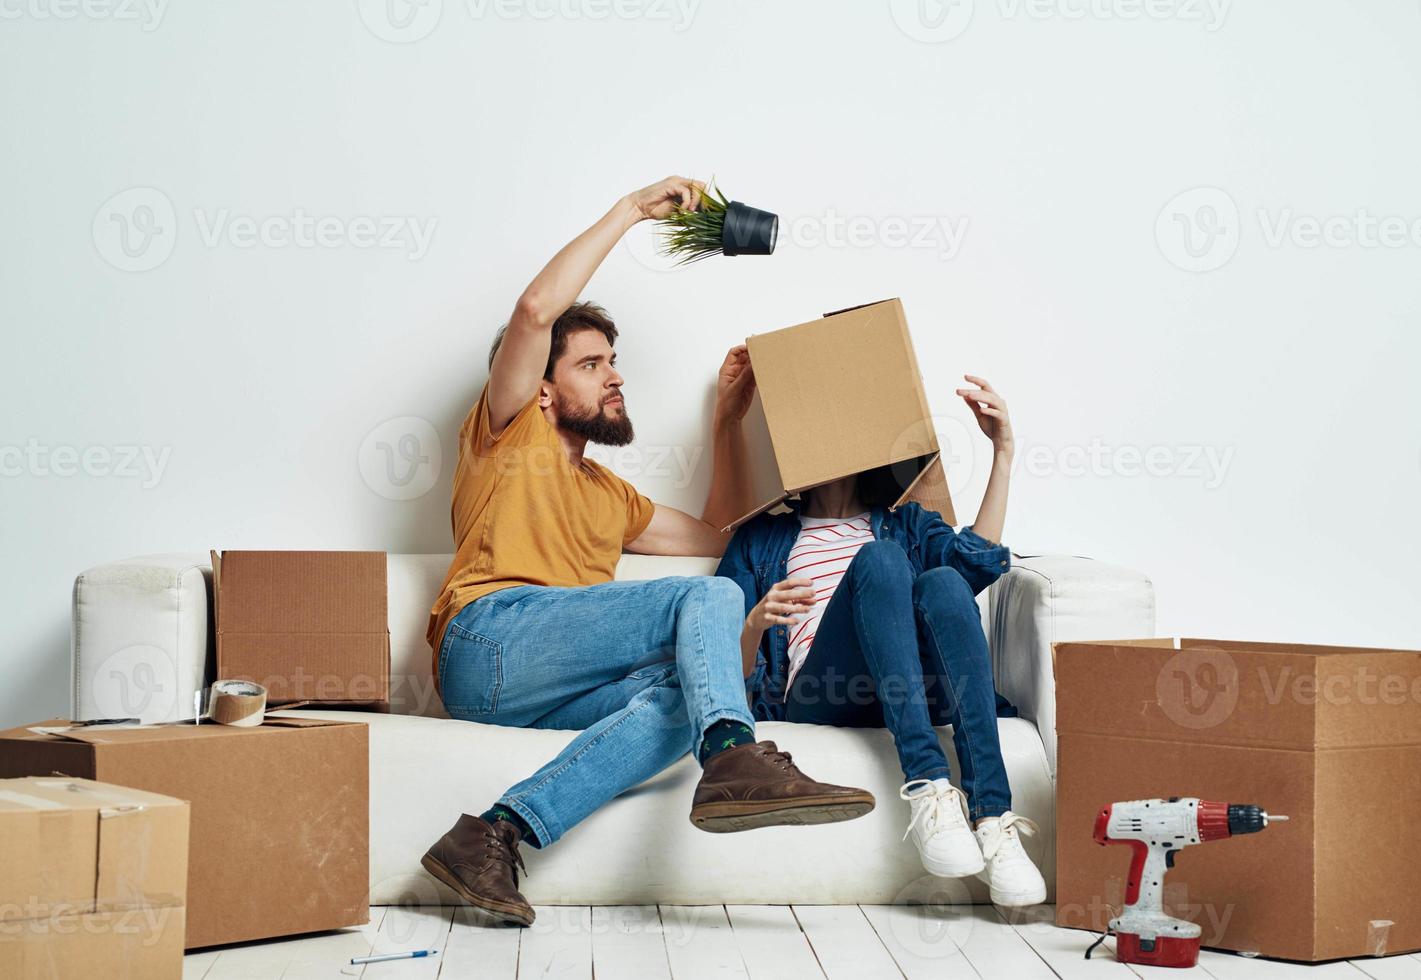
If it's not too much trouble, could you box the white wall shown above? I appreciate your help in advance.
[3,0,1419,728]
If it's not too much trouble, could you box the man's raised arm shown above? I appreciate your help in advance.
[485,176,705,437]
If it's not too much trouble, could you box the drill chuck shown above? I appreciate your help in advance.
[1226,805,1288,836]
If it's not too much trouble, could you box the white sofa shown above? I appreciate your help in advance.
[71,551,1153,905]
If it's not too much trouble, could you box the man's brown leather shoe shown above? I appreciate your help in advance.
[690,740,875,832]
[420,814,535,926]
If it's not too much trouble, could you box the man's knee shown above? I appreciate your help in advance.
[850,539,912,585]
[687,575,744,611]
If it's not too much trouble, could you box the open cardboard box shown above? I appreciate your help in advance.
[210,550,390,708]
[726,298,956,530]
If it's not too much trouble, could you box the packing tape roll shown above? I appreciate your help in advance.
[208,680,267,727]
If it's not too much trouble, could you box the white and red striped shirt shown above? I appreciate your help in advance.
[783,512,874,692]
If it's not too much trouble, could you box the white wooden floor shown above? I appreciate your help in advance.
[181,904,1421,979]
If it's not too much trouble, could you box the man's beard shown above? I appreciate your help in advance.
[555,391,635,447]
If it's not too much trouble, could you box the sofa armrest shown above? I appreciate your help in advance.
[72,554,213,724]
[986,555,1155,778]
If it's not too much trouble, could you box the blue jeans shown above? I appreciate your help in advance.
[784,540,1011,820]
[437,576,755,848]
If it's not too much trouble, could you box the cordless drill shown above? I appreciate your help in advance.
[1091,797,1288,967]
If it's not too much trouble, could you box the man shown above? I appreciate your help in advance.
[422,176,874,926]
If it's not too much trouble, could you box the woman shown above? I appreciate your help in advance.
[715,375,1046,906]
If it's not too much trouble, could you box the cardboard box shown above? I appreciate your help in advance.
[1054,637,1421,962]
[0,776,188,979]
[729,298,956,529]
[211,550,390,707]
[0,716,369,950]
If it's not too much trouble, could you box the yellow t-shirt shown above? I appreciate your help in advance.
[426,388,656,678]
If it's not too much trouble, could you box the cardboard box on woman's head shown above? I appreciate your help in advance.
[727,298,955,531]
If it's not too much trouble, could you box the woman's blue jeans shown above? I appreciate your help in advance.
[785,540,1012,820]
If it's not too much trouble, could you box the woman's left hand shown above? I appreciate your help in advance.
[956,374,1014,458]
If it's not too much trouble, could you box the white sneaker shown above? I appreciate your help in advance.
[974,811,1047,907]
[899,779,985,877]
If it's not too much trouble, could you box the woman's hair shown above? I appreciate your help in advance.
[855,463,913,509]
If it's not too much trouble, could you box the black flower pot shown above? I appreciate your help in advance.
[721,201,779,256]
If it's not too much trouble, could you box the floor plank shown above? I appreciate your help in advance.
[793,905,902,980]
[590,906,672,980]
[362,906,452,979]
[438,906,520,979]
[1348,954,1421,979]
[994,904,1144,980]
[725,905,824,980]
[202,909,387,980]
[1197,949,1366,980]
[658,906,750,980]
[860,904,981,979]
[181,949,220,980]
[517,906,592,979]
[953,905,1058,979]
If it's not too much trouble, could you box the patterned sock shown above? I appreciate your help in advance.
[698,719,757,764]
[480,804,539,847]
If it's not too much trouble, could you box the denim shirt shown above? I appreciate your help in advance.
[714,501,1012,722]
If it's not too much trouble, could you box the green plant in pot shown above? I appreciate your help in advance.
[657,182,779,265]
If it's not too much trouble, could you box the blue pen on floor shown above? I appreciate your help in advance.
[350,949,438,965]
